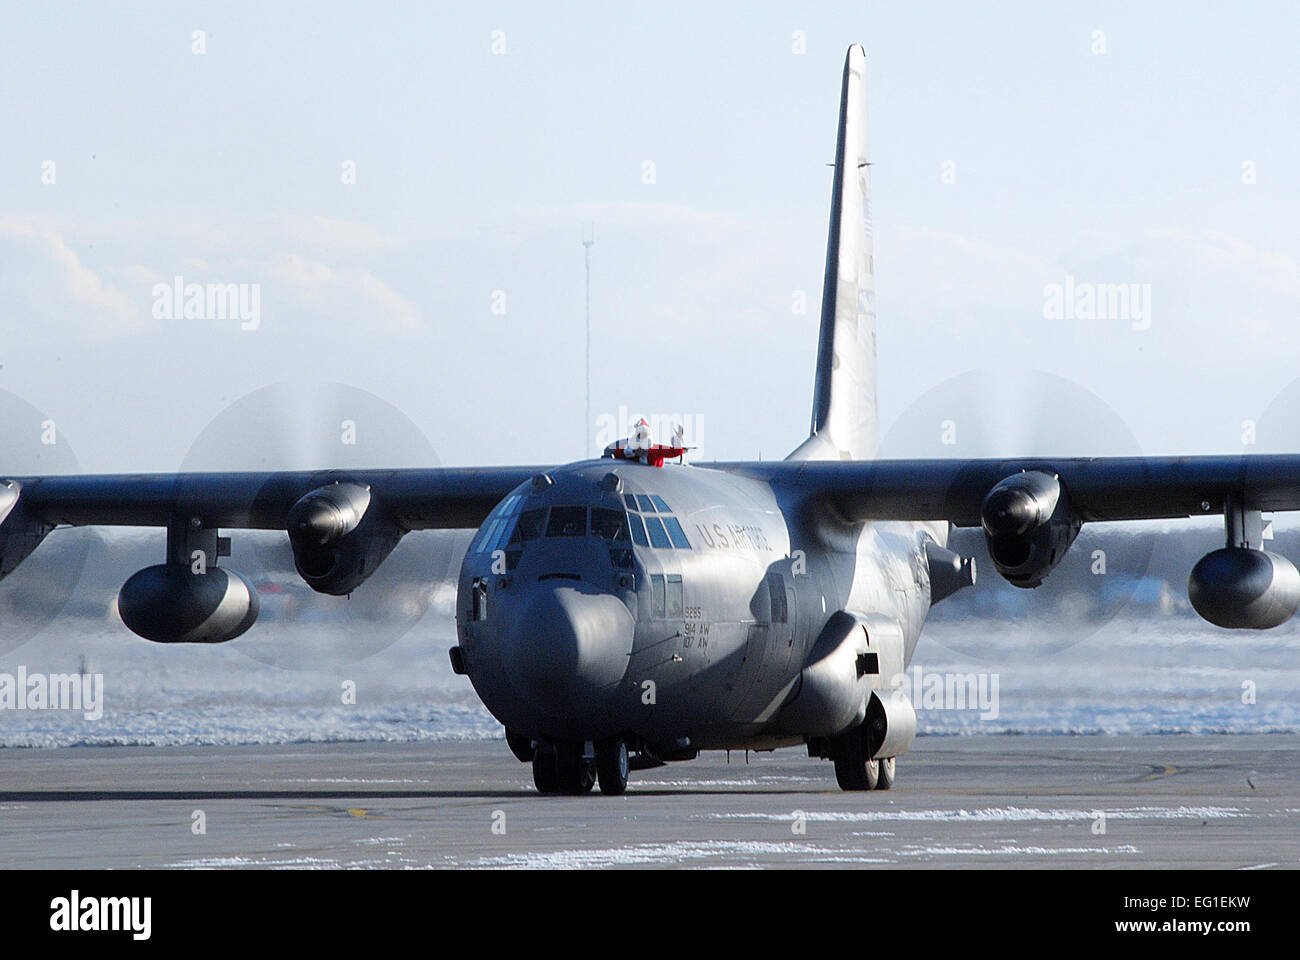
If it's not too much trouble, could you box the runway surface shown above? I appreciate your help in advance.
[2,735,1297,869]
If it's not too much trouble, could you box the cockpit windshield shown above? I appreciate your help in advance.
[471,493,689,556]
[546,506,587,537]
[509,508,546,544]
[590,507,628,541]
[468,494,523,554]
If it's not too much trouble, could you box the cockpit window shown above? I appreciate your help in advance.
[472,492,692,555]
[470,494,523,553]
[546,506,588,537]
[510,508,547,544]
[662,516,691,549]
[618,494,692,550]
[643,515,672,549]
[590,507,627,541]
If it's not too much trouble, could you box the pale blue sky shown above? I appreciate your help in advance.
[1,1,1297,472]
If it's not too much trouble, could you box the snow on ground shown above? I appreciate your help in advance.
[0,609,1296,747]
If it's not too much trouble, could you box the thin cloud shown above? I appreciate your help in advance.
[268,253,423,334]
[0,215,138,332]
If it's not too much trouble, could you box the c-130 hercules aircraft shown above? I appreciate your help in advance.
[6,45,1300,794]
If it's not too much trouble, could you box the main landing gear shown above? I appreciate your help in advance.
[829,725,896,791]
[877,755,896,790]
[529,738,630,795]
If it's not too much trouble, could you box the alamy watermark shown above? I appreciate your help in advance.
[0,667,103,720]
[152,275,261,330]
[594,406,704,450]
[50,891,150,940]
[887,666,999,720]
[1043,275,1151,330]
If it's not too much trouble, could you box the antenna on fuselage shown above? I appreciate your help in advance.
[582,223,595,459]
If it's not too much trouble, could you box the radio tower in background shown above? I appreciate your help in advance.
[583,224,595,458]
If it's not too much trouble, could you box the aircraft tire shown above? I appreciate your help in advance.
[831,728,880,791]
[596,739,629,795]
[532,743,560,793]
[555,741,596,794]
[875,756,896,790]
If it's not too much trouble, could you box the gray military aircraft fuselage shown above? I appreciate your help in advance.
[456,455,944,792]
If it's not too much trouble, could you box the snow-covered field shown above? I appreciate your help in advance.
[1,607,1296,747]
[912,616,1300,735]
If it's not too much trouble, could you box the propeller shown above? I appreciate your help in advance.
[0,388,92,657]
[1248,375,1300,459]
[878,369,1158,659]
[1238,375,1300,639]
[174,381,470,669]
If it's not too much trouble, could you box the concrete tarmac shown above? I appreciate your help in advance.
[1,735,1297,869]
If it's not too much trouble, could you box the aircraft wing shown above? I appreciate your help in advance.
[5,466,546,532]
[717,455,1300,526]
[0,465,552,640]
[715,453,1300,622]
[15,455,1298,535]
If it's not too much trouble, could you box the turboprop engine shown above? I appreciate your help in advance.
[980,470,1082,588]
[0,480,52,577]
[285,481,404,595]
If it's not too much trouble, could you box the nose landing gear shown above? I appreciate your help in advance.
[531,742,559,793]
[595,739,629,795]
[532,741,596,794]
[529,738,630,795]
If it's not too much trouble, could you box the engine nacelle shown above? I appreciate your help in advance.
[0,480,52,580]
[118,564,259,643]
[286,482,404,595]
[1188,548,1300,629]
[981,470,1081,588]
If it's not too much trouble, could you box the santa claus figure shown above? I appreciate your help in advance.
[626,417,653,460]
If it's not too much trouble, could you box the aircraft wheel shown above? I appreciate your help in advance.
[532,743,559,794]
[555,741,596,794]
[875,756,896,790]
[596,739,629,795]
[831,729,880,791]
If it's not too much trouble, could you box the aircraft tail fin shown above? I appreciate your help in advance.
[788,44,877,462]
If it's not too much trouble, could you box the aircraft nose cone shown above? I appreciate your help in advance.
[505,586,634,715]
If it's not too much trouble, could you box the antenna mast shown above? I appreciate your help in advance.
[583,224,595,458]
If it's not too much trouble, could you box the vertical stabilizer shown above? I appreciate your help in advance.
[789,44,876,462]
